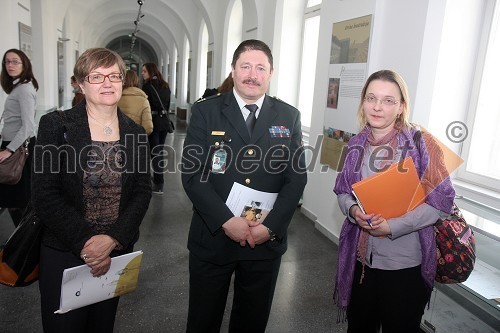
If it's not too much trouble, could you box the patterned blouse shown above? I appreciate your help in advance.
[83,141,123,233]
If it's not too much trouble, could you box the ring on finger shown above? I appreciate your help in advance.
[82,253,89,260]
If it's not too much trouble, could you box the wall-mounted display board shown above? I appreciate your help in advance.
[321,15,372,171]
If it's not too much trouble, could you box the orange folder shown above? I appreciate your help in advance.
[351,157,425,219]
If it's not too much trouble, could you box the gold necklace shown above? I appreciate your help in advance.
[86,107,118,136]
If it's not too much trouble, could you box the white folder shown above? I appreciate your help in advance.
[55,250,143,314]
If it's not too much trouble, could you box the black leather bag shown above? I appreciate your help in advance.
[0,204,42,287]
[0,140,29,185]
[152,114,174,133]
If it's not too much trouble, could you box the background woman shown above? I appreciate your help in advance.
[0,49,38,227]
[333,70,455,333]
[33,48,152,332]
[141,62,171,194]
[118,70,153,135]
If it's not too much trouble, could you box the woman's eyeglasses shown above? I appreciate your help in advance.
[364,95,400,106]
[3,60,23,66]
[85,73,124,84]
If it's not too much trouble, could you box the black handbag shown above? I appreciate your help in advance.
[0,140,29,185]
[0,203,42,287]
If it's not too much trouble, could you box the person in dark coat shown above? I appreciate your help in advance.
[141,62,172,194]
[181,39,307,333]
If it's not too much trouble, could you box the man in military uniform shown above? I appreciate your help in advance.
[181,39,307,333]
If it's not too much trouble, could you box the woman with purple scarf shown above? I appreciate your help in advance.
[333,70,455,333]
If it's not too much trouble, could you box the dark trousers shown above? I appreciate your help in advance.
[39,245,120,333]
[186,253,282,333]
[347,261,429,333]
[148,128,168,187]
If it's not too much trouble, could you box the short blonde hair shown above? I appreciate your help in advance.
[357,69,411,130]
[74,48,125,83]
[123,70,139,88]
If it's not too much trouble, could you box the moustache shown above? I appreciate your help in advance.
[242,78,260,86]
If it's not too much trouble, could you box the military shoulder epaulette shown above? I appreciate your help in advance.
[271,95,294,107]
[195,93,222,104]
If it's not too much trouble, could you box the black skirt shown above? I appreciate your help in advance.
[0,137,35,208]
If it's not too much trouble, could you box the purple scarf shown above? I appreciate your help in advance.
[332,126,455,321]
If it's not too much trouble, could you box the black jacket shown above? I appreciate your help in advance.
[142,81,171,112]
[181,92,307,264]
[32,101,152,256]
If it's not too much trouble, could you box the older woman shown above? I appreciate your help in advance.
[32,48,152,332]
[0,49,38,227]
[333,70,455,332]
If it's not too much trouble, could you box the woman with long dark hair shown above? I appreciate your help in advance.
[141,63,172,194]
[0,49,38,227]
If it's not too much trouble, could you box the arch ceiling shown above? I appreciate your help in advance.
[62,0,214,63]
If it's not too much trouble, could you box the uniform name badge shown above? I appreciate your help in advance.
[211,148,227,174]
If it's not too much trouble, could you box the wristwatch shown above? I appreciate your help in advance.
[266,227,277,242]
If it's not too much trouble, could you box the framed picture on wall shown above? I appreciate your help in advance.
[18,22,32,59]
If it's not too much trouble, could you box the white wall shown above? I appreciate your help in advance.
[31,0,62,110]
[425,0,485,147]
[273,0,305,106]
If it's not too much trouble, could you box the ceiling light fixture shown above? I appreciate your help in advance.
[129,0,145,59]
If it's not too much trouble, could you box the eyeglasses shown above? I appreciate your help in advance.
[3,60,23,66]
[85,73,124,84]
[364,95,399,106]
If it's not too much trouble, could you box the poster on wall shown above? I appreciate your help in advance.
[320,127,355,171]
[321,14,372,171]
[18,22,32,60]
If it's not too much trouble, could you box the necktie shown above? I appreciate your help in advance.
[245,104,258,136]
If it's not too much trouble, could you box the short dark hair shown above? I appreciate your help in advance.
[74,48,125,84]
[231,39,273,71]
[1,48,39,94]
